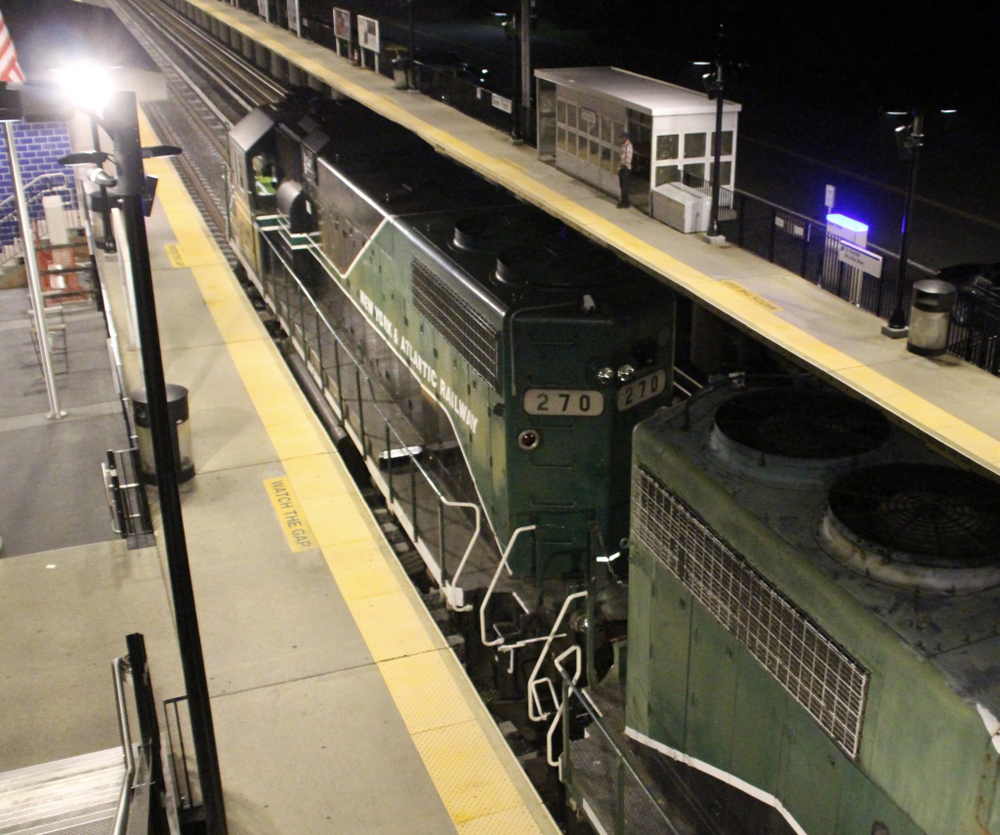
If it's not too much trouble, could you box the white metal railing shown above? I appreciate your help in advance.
[526,590,587,721]
[111,656,137,835]
[258,229,483,599]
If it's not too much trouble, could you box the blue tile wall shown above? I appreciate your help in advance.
[0,122,79,249]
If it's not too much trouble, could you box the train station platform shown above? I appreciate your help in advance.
[2,3,999,835]
[0,112,559,835]
[176,0,1000,480]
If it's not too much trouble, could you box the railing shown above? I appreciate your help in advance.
[256,226,483,598]
[559,672,683,835]
[163,695,201,824]
[0,172,83,264]
[101,230,155,547]
[949,290,1000,375]
[711,188,1000,377]
[715,188,936,320]
[412,62,514,135]
[111,655,137,835]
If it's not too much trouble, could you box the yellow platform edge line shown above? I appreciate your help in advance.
[139,104,557,835]
[178,0,999,475]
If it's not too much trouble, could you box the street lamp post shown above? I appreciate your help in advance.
[884,110,924,335]
[102,90,228,835]
[90,118,116,253]
[697,24,732,245]
[707,58,725,241]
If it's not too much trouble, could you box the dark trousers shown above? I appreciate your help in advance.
[618,165,631,206]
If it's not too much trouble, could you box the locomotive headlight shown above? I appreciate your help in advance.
[617,364,636,383]
[518,429,540,451]
[596,367,615,386]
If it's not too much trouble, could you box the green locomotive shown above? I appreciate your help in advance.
[228,93,675,590]
[624,379,1000,835]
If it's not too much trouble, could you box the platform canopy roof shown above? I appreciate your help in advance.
[534,66,741,117]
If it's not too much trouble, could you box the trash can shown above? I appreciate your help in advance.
[907,279,956,357]
[392,57,411,90]
[132,384,195,483]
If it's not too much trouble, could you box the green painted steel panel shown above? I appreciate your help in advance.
[777,707,845,835]
[685,601,738,773]
[729,648,788,797]
[625,544,654,736]
[647,560,692,748]
[835,765,926,835]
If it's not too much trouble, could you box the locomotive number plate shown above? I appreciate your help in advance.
[523,389,605,417]
[616,370,667,411]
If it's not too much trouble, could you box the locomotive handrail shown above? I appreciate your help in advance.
[480,525,537,647]
[259,229,484,593]
[441,497,482,611]
[545,645,583,767]
[526,590,587,721]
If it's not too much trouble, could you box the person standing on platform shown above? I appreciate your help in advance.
[617,131,634,208]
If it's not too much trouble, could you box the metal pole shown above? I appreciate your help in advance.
[3,121,64,419]
[510,13,521,143]
[707,60,725,239]
[105,90,227,835]
[91,119,116,253]
[407,0,416,90]
[519,0,531,143]
[887,112,923,332]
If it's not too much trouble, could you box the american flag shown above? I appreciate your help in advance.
[1,10,26,83]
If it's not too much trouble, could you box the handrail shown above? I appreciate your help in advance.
[545,645,582,767]
[0,172,71,212]
[479,525,537,647]
[557,668,685,835]
[111,655,137,835]
[526,590,587,721]
[260,228,485,593]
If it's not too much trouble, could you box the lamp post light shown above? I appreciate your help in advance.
[63,90,228,835]
[104,90,228,835]
[90,119,116,253]
[883,110,924,335]
[695,24,734,245]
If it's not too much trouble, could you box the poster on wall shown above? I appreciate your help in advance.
[333,7,351,41]
[257,0,268,23]
[357,15,379,52]
[287,0,301,36]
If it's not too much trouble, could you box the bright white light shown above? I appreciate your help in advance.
[52,63,113,115]
[596,551,621,563]
[827,213,868,233]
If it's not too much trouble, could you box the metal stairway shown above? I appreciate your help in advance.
[0,748,125,835]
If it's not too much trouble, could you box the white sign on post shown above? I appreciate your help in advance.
[838,240,883,278]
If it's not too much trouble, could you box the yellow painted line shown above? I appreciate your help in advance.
[412,722,528,823]
[141,105,552,834]
[263,476,316,552]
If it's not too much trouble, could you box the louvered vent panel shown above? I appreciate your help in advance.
[633,464,868,759]
[411,258,499,389]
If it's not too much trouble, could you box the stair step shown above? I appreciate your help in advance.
[0,749,125,835]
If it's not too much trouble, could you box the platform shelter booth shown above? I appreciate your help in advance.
[534,67,741,229]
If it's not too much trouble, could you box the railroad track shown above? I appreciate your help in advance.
[106,0,288,267]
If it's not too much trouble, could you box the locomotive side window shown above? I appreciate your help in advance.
[523,389,605,417]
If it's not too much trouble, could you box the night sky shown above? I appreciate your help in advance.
[3,0,997,262]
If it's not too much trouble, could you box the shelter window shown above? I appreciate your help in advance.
[684,133,706,158]
[656,134,679,161]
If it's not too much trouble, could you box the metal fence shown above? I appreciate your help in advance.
[560,674,682,835]
[715,188,1000,377]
